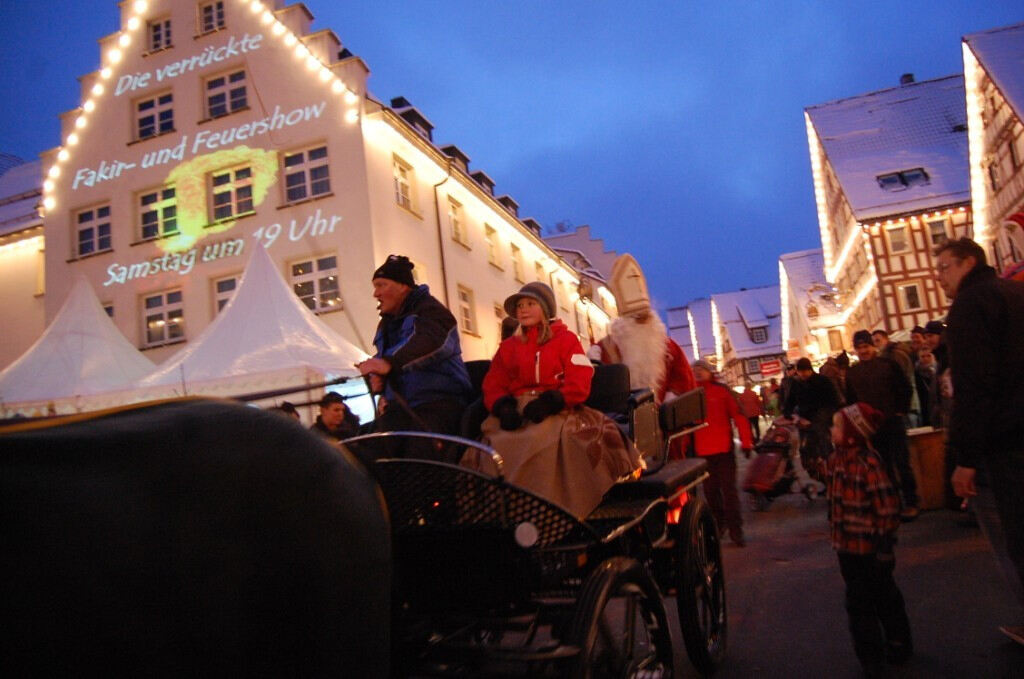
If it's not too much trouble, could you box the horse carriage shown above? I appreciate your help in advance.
[351,361,727,677]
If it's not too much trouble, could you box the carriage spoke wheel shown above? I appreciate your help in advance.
[676,497,727,675]
[569,557,673,679]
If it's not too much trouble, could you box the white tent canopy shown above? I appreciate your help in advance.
[136,244,367,396]
[0,276,155,407]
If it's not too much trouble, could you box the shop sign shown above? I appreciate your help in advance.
[759,359,782,375]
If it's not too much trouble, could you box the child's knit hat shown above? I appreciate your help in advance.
[836,402,885,448]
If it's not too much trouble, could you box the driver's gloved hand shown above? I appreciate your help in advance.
[492,395,522,431]
[522,390,566,423]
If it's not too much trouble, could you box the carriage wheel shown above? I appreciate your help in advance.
[568,557,674,679]
[676,496,727,675]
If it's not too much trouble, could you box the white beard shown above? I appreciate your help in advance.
[609,315,668,392]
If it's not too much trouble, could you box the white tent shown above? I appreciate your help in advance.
[136,244,367,399]
[0,277,156,414]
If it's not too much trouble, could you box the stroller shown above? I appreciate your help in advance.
[743,417,826,511]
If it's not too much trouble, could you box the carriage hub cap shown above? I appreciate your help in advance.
[514,522,539,548]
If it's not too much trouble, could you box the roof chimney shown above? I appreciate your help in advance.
[899,73,915,86]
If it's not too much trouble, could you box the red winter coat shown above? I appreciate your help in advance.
[693,379,753,456]
[483,320,593,411]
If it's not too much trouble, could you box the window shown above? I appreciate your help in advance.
[899,283,923,311]
[103,303,114,318]
[393,155,414,211]
[135,92,174,140]
[535,261,545,282]
[198,1,225,34]
[205,69,247,119]
[448,196,466,245]
[76,204,111,257]
[828,329,844,351]
[457,285,477,334]
[926,218,948,246]
[410,260,427,285]
[494,303,505,338]
[148,18,172,52]
[557,279,569,311]
[745,359,760,375]
[143,289,184,347]
[876,167,930,192]
[283,145,330,203]
[886,224,910,254]
[511,244,524,282]
[210,165,253,221]
[748,326,768,344]
[988,163,1000,192]
[213,275,238,313]
[291,255,341,312]
[139,186,177,240]
[485,224,500,266]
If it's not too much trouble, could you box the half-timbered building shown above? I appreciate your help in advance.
[711,286,785,387]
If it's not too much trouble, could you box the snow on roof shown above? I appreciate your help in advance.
[780,249,842,325]
[711,286,783,359]
[964,22,1024,122]
[806,75,970,221]
[685,298,716,359]
[0,159,42,237]
[665,306,695,362]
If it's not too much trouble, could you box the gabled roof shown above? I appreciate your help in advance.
[0,159,41,237]
[711,286,783,359]
[964,22,1024,121]
[138,245,366,390]
[685,297,716,359]
[780,249,842,327]
[806,75,970,221]
[0,277,155,405]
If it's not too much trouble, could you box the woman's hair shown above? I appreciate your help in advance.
[515,313,552,345]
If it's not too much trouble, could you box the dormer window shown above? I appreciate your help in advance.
[749,326,768,344]
[876,168,929,192]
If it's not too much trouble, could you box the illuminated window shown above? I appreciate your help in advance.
[75,204,111,257]
[283,145,330,203]
[457,285,477,334]
[749,326,768,344]
[485,224,500,266]
[143,289,184,347]
[135,92,174,140]
[535,261,545,282]
[988,163,1000,192]
[205,69,247,119]
[448,196,467,246]
[210,165,253,221]
[393,155,415,211]
[876,168,929,192]
[926,218,948,246]
[885,224,910,254]
[494,303,505,338]
[899,283,923,311]
[558,279,569,311]
[410,259,427,285]
[138,186,177,240]
[511,244,524,282]
[828,329,844,351]
[213,274,238,313]
[148,17,172,52]
[198,1,225,34]
[291,255,341,312]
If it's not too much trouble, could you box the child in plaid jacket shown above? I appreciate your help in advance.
[827,402,912,676]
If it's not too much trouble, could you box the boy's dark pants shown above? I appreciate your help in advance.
[837,552,912,667]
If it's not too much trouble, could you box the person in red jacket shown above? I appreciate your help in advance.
[692,360,754,546]
[464,282,641,518]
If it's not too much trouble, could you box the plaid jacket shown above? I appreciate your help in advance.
[826,445,901,555]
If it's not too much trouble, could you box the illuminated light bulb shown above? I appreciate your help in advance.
[119,33,131,47]
[43,179,54,192]
[345,109,359,124]
[127,16,140,30]
[284,33,296,46]
[318,67,331,82]
[272,22,285,35]
[108,48,122,63]
[344,90,358,105]
[250,1,263,14]
[43,197,55,211]
[293,43,306,59]
[306,55,319,70]
[100,67,112,79]
[48,165,61,179]
[58,149,69,161]
[67,132,79,146]
[75,116,87,129]
[91,82,104,96]
[83,99,96,112]
[331,80,344,94]
[261,10,274,24]
[133,0,147,12]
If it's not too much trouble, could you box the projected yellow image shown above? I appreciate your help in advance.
[161,146,278,253]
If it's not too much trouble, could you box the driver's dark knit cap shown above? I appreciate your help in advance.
[852,330,873,346]
[373,254,416,287]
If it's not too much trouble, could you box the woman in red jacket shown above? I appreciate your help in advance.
[692,360,753,546]
[465,282,641,518]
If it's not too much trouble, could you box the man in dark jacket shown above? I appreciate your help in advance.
[846,330,918,519]
[939,238,1024,627]
[783,357,842,465]
[355,255,472,461]
[310,392,360,443]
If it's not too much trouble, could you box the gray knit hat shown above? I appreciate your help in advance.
[693,359,715,375]
[504,282,556,320]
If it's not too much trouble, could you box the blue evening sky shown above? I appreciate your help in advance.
[1,1,1020,310]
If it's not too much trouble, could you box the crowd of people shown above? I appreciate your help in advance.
[266,237,1021,673]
